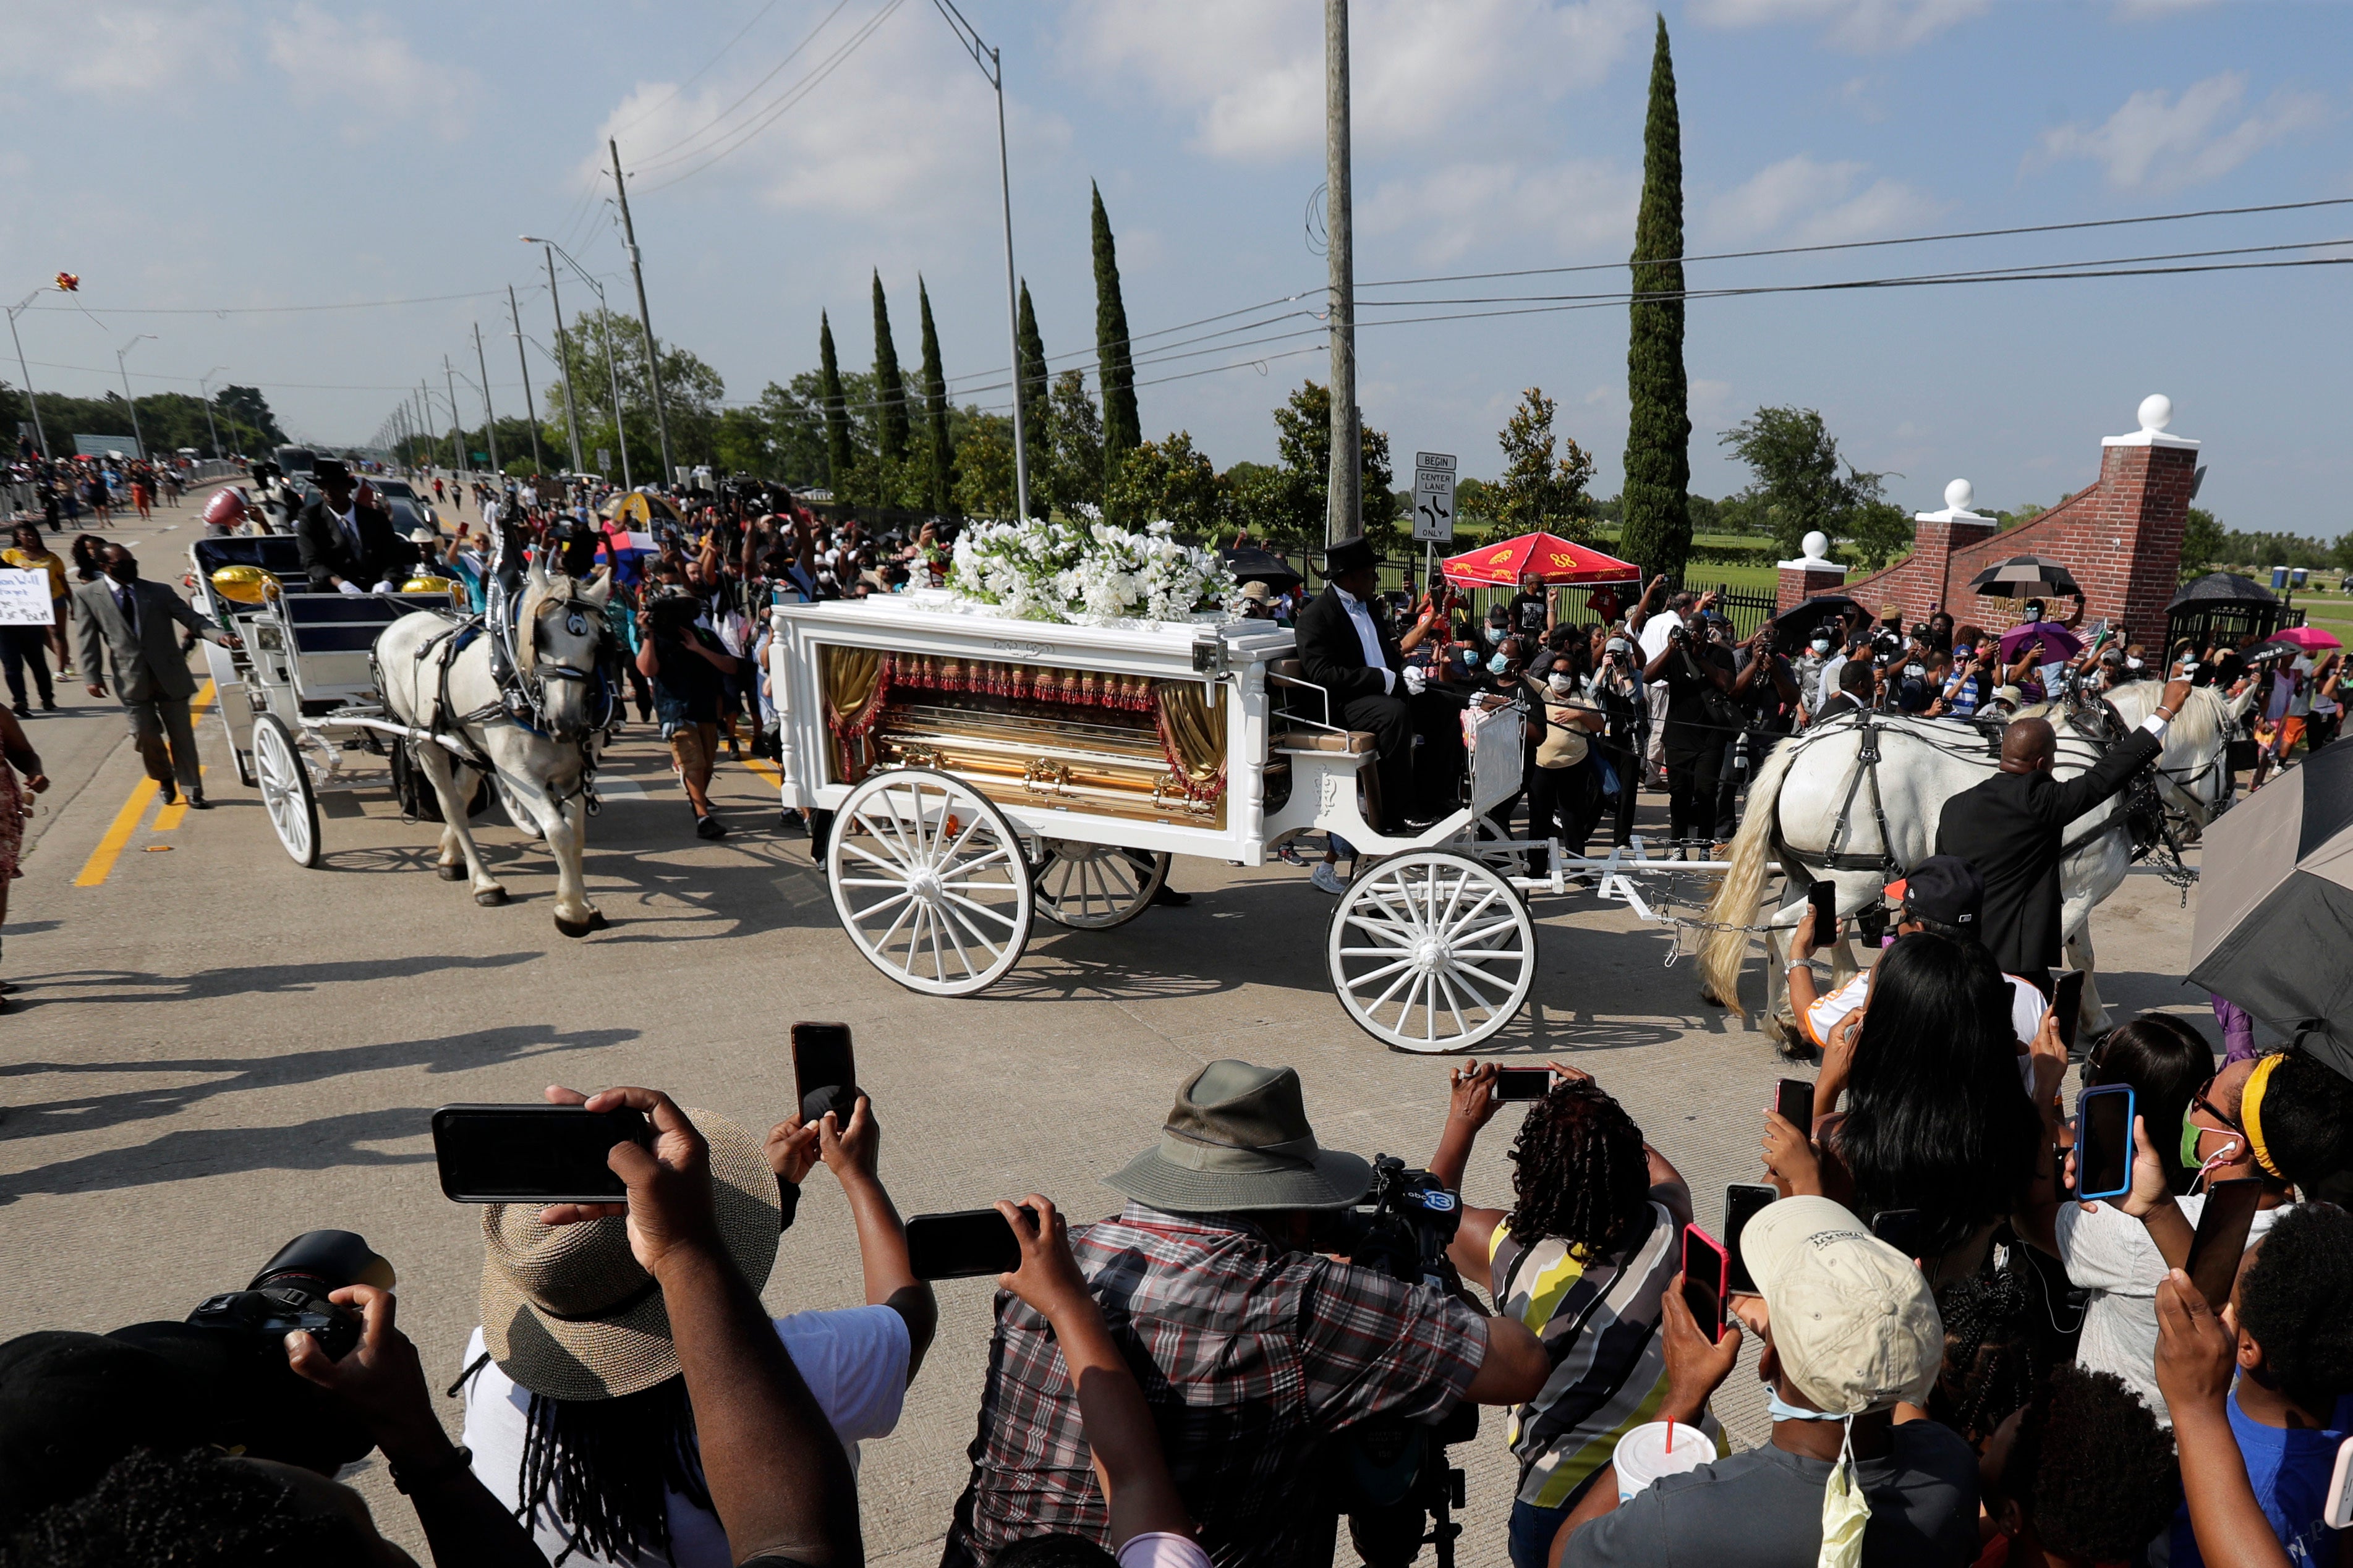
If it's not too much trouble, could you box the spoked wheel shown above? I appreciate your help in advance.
[1468,816,1532,876]
[1328,850,1536,1052]
[252,714,322,868]
[826,768,1034,996]
[1031,840,1168,930]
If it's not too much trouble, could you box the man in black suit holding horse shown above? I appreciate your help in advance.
[1295,538,1436,834]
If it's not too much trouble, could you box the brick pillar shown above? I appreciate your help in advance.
[2087,396,2199,646]
[1777,564,1848,612]
[1905,480,1999,625]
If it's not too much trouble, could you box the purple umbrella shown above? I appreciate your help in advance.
[1998,622,2083,664]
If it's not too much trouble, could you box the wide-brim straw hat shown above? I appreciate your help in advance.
[1105,1059,1372,1213]
[479,1109,777,1401]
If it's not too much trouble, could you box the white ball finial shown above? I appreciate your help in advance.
[1944,478,1974,513]
[1802,530,1831,561]
[2138,394,2172,433]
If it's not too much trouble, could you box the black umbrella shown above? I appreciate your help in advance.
[2189,738,2353,1084]
[1222,547,1303,591]
[2168,571,2279,611]
[1772,594,1866,634]
[1970,554,2082,599]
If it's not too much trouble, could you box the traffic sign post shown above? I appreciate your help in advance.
[1412,451,1457,600]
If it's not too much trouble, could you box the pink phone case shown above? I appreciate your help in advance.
[1682,1224,1730,1342]
[2326,1435,2353,1530]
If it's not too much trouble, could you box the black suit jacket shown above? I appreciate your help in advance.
[295,498,413,592]
[1934,726,2160,974]
[1295,585,1401,709]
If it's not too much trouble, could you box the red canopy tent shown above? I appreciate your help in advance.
[1440,532,1641,588]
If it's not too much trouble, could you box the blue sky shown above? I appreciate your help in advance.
[6,0,2348,532]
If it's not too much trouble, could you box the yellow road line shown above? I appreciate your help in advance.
[152,764,209,831]
[71,679,219,887]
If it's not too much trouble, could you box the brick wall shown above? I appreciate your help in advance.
[1844,439,2193,645]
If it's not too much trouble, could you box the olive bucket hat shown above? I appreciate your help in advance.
[1104,1060,1374,1213]
[478,1108,777,1401]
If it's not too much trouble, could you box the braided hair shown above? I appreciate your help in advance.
[1503,1077,1653,1264]
[1928,1260,2046,1448]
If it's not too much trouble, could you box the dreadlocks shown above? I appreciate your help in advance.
[1502,1076,1651,1263]
[1928,1259,2048,1448]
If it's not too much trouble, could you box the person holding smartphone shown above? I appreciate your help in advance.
[1427,1061,1698,1568]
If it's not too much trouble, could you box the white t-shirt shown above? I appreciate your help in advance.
[1120,1533,1214,1568]
[1803,968,2046,1054]
[2056,1195,2285,1426]
[459,1305,910,1568]
[1637,608,1682,663]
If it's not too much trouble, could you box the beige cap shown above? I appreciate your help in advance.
[1739,1197,1941,1415]
[1239,580,1272,603]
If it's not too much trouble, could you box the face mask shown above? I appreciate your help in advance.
[1766,1388,1849,1423]
[1487,652,1512,676]
[1811,639,1832,654]
[2181,1119,2242,1189]
[1484,625,1504,644]
[1905,664,1925,679]
[2022,606,2043,623]
[1549,675,1576,697]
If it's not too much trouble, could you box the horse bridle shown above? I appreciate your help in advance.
[516,595,613,744]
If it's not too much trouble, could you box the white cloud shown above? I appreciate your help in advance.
[266,5,472,142]
[1362,158,1638,267]
[1058,0,1648,161]
[2035,72,2329,189]
[2,1,240,96]
[1706,155,1943,244]
[1691,0,1986,53]
[2112,0,2224,17]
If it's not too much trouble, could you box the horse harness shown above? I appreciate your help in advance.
[390,601,616,815]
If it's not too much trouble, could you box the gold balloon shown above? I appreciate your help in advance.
[209,564,273,604]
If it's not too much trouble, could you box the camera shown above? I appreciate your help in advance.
[108,1231,394,1472]
[1319,1158,1478,1568]
[644,586,703,638]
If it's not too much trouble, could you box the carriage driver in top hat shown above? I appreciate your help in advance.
[1294,537,1448,833]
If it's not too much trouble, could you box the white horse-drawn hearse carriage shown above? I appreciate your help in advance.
[765,591,1724,1051]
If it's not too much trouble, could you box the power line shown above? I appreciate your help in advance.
[630,0,860,164]
[606,0,804,140]
[23,286,531,316]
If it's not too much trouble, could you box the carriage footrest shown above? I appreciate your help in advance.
[1276,729,1377,755]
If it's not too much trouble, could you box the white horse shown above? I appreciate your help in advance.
[375,564,615,937]
[1697,680,2245,1044]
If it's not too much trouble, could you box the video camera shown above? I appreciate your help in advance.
[107,1231,393,1472]
[1320,1157,1478,1568]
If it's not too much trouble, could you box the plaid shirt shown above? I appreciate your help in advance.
[943,1203,1489,1568]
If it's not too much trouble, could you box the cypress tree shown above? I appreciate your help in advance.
[917,277,955,514]
[1619,14,1691,583]
[819,310,851,490]
[872,270,909,467]
[1016,280,1050,518]
[1090,184,1141,514]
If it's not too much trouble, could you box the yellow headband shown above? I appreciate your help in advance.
[2242,1053,2286,1182]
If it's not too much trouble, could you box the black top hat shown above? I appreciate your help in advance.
[312,459,352,485]
[1322,538,1382,577]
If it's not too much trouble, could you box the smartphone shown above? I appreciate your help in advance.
[1808,880,1838,939]
[906,1207,1031,1281]
[1681,1223,1729,1342]
[1776,1077,1816,1131]
[792,1021,857,1122]
[431,1104,653,1203]
[2074,1083,2137,1202]
[1870,1207,1929,1261]
[1722,1184,1777,1295]
[2052,972,2088,1053]
[2326,1436,2353,1530]
[1494,1067,1553,1101]
[2185,1177,2266,1312]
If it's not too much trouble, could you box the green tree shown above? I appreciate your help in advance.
[1108,431,1228,533]
[1231,381,1397,553]
[541,307,725,480]
[1041,370,1104,517]
[1996,500,2048,531]
[2179,506,2224,574]
[1491,388,1597,539]
[1718,405,1905,567]
[1091,184,1141,515]
[754,375,832,487]
[1619,14,1691,582]
[819,313,851,490]
[1015,279,1050,517]
[870,272,909,468]
[954,411,1019,519]
[916,278,955,514]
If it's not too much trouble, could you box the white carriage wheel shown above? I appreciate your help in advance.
[252,714,322,869]
[826,768,1034,997]
[1033,840,1168,930]
[1327,850,1536,1053]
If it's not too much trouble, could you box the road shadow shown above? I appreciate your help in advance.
[0,1106,442,1203]
[9,951,540,1007]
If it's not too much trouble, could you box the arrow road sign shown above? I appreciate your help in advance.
[1412,451,1456,543]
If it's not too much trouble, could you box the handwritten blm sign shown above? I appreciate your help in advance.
[0,570,53,627]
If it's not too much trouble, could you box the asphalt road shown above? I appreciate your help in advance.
[0,504,2227,1566]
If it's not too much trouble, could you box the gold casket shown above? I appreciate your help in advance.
[815,646,1227,828]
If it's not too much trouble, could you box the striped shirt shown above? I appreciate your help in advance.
[1487,1197,1694,1509]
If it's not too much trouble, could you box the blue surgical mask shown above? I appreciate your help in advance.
[1487,652,1512,675]
[1485,625,1504,644]
[1767,1388,1851,1424]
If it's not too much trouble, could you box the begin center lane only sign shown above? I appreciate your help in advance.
[1412,452,1456,543]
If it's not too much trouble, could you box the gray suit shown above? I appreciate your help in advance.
[72,575,229,793]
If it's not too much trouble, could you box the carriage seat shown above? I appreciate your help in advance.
[1266,658,1375,753]
[1278,729,1377,755]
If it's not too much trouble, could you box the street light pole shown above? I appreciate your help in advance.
[116,333,157,459]
[929,0,1029,523]
[200,367,227,459]
[523,237,631,490]
[533,243,585,477]
[507,283,543,476]
[608,140,674,485]
[471,323,501,477]
[1323,0,1361,549]
[443,360,464,482]
[5,289,54,461]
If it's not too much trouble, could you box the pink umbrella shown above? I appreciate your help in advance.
[2264,624,2342,653]
[1998,622,2083,664]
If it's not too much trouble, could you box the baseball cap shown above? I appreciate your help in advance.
[1882,855,1981,932]
[1738,1197,1941,1415]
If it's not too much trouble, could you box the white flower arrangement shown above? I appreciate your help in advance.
[948,516,1238,627]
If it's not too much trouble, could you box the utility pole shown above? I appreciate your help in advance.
[4,290,53,461]
[539,244,585,478]
[200,367,227,460]
[472,323,501,478]
[443,360,463,481]
[1323,0,1361,549]
[116,334,157,459]
[507,283,543,476]
[610,139,674,486]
